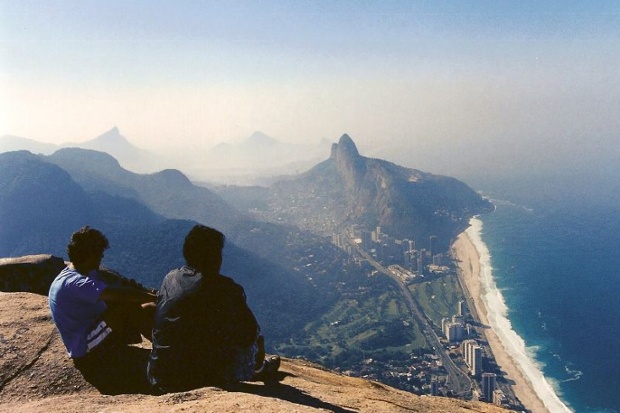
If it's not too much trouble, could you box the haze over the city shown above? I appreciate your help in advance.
[2,1,619,183]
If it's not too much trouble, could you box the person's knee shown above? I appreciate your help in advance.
[103,302,150,331]
[255,335,265,368]
[139,306,155,341]
[102,303,128,331]
[141,302,156,321]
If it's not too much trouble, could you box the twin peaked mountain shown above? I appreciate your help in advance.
[230,134,492,252]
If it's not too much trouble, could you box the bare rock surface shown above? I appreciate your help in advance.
[0,292,511,412]
[0,255,66,295]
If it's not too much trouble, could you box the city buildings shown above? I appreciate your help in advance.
[444,321,466,342]
[461,339,482,377]
[337,226,443,277]
[481,372,497,402]
[430,377,440,396]
[331,225,520,409]
[442,314,466,343]
[458,300,466,317]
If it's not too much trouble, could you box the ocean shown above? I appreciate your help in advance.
[469,180,620,413]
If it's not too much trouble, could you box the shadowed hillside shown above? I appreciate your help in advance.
[0,151,93,256]
[0,151,325,345]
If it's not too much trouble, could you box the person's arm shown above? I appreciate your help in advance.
[99,286,157,304]
[233,285,260,346]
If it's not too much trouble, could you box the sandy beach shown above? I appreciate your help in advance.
[452,231,550,413]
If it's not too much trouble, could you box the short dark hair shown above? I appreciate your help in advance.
[67,226,109,267]
[183,225,225,272]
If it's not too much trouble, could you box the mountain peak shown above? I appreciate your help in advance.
[151,168,192,188]
[71,128,159,173]
[92,127,127,145]
[330,134,365,191]
[331,134,360,160]
[50,147,123,171]
[246,131,278,146]
[338,134,359,156]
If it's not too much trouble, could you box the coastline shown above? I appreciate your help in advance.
[451,220,551,413]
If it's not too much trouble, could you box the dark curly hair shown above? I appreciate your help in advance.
[67,226,109,268]
[183,225,225,273]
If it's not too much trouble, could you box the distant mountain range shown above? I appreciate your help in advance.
[0,128,159,173]
[204,131,332,173]
[171,130,334,186]
[0,135,59,155]
[0,129,332,184]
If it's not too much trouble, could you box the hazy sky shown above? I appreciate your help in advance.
[1,1,619,180]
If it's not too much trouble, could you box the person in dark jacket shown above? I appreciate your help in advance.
[147,225,279,393]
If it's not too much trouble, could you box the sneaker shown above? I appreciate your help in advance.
[253,355,281,382]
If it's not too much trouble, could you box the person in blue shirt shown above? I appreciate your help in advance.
[147,225,279,393]
[49,227,156,368]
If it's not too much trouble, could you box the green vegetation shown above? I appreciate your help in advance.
[408,273,465,327]
[277,280,428,370]
[274,270,469,374]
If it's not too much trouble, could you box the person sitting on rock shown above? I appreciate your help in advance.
[49,226,156,371]
[147,224,280,393]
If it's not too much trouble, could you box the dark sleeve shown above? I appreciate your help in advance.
[148,273,184,389]
[151,279,176,347]
[230,282,261,347]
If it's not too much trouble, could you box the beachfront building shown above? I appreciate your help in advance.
[445,322,465,342]
[458,300,467,317]
[481,372,497,402]
[461,339,482,376]
[443,316,467,342]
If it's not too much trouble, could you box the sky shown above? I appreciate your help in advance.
[1,1,619,182]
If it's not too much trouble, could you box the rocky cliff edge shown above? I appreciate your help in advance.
[0,292,511,413]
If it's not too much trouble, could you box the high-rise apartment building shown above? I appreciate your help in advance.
[471,345,482,377]
[481,372,497,402]
[461,339,482,377]
[445,322,465,342]
[429,235,438,257]
[458,300,467,317]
